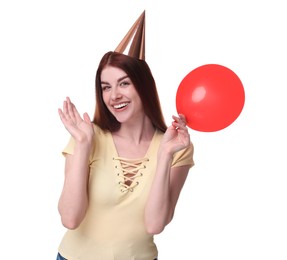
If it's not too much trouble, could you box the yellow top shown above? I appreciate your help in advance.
[58,124,194,260]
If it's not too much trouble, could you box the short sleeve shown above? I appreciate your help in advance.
[171,142,194,169]
[61,124,101,158]
[62,136,75,156]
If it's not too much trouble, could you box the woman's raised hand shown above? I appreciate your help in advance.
[160,114,191,155]
[58,97,94,145]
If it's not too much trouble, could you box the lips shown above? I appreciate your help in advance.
[113,102,129,109]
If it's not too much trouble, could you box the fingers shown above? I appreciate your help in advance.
[58,108,66,123]
[66,97,77,122]
[83,112,92,125]
[165,114,190,150]
[178,114,187,123]
[59,97,79,122]
[172,114,187,130]
[58,98,70,123]
[59,97,91,126]
[58,100,70,127]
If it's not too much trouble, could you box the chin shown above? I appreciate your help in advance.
[113,114,129,123]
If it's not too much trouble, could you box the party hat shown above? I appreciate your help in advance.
[114,11,145,60]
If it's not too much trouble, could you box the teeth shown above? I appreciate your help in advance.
[114,103,128,109]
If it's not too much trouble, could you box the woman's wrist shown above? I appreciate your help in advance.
[74,140,93,156]
[157,148,173,162]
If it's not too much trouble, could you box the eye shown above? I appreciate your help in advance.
[102,85,111,92]
[119,80,130,87]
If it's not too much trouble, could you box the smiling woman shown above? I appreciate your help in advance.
[94,51,167,133]
[56,11,194,260]
[100,66,143,125]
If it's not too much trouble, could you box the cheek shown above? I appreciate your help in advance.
[134,93,143,107]
[102,92,109,105]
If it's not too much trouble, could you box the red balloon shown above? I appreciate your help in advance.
[176,64,245,132]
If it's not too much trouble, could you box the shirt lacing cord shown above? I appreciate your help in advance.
[113,157,149,192]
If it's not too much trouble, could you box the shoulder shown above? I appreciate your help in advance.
[92,124,111,139]
[92,123,105,135]
[91,123,112,148]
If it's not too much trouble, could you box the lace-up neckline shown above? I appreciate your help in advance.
[113,157,149,192]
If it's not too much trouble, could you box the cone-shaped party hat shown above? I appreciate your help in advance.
[114,11,145,60]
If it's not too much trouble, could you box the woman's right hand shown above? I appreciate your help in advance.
[58,97,94,145]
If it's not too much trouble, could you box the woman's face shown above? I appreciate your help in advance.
[100,66,144,124]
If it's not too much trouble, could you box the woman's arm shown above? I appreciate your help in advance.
[58,143,91,229]
[144,114,192,234]
[57,97,94,229]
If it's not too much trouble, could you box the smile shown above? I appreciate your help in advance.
[113,102,129,109]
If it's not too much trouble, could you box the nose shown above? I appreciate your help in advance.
[111,86,122,100]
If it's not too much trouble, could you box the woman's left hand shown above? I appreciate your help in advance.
[160,114,191,155]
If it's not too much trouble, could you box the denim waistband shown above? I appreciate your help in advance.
[57,252,158,260]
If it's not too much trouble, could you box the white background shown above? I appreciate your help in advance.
[1,0,286,259]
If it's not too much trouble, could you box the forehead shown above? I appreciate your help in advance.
[101,66,127,82]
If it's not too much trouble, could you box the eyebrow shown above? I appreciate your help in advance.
[101,75,129,85]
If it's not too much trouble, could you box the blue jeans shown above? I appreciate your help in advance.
[56,253,66,260]
[57,252,157,259]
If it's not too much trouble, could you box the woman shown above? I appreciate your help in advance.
[57,51,194,259]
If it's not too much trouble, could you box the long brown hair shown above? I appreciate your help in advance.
[93,51,167,133]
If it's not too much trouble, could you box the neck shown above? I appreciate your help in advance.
[113,116,155,144]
